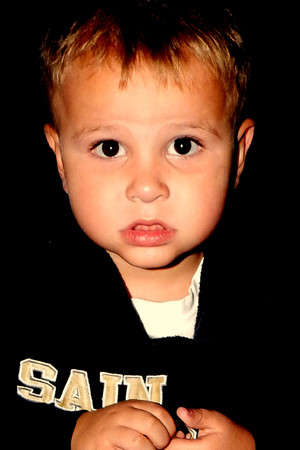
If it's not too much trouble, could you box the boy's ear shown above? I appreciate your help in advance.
[44,124,68,193]
[234,118,255,188]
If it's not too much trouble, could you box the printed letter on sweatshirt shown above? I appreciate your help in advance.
[17,359,57,404]
[100,372,123,407]
[55,370,94,411]
[124,375,167,404]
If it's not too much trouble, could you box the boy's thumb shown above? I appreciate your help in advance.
[176,407,205,429]
[177,407,232,431]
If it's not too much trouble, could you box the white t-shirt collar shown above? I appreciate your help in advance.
[131,259,204,339]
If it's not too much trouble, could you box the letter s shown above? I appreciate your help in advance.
[17,359,57,404]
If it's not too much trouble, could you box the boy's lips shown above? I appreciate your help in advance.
[121,220,176,247]
[133,223,164,231]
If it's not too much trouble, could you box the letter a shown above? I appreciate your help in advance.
[55,370,94,412]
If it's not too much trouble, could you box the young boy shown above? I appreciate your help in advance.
[16,1,261,448]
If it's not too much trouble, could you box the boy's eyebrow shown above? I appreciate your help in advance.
[71,120,221,141]
[167,121,221,139]
[71,125,121,141]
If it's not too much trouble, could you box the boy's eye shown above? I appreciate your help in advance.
[167,138,200,156]
[93,140,126,158]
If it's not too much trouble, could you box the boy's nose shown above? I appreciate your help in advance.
[126,161,170,203]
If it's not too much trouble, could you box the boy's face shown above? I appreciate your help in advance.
[45,60,253,272]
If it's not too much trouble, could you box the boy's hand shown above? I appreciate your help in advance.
[71,400,176,450]
[167,407,255,449]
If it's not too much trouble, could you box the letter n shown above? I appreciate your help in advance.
[124,375,167,404]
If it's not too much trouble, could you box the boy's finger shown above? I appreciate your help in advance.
[127,400,177,439]
[111,426,157,450]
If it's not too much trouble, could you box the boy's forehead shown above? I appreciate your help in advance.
[53,56,228,134]
[62,55,219,93]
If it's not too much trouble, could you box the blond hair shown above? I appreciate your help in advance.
[41,1,251,131]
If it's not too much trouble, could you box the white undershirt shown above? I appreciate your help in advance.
[131,259,204,339]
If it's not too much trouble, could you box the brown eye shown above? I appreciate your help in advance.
[167,138,200,156]
[94,140,126,158]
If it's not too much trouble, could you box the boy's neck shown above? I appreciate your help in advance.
[108,251,203,303]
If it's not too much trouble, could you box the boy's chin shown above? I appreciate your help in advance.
[107,248,181,271]
[107,246,200,272]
